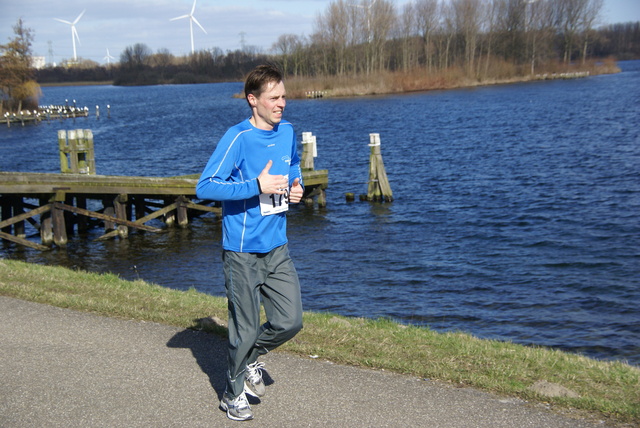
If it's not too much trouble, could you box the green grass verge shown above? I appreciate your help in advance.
[1,259,638,425]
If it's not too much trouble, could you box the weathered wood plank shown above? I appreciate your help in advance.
[0,204,51,229]
[136,202,179,223]
[301,170,329,187]
[0,171,327,196]
[0,230,51,251]
[52,203,68,247]
[176,196,188,228]
[184,202,221,215]
[53,202,162,232]
[93,202,177,241]
[0,172,198,196]
[114,194,128,238]
[40,197,53,245]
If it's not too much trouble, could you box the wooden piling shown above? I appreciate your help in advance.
[176,196,189,228]
[58,129,96,174]
[76,196,88,233]
[164,197,176,227]
[13,197,25,239]
[367,133,393,202]
[103,197,116,232]
[1,197,12,235]
[52,194,68,247]
[76,129,95,174]
[114,194,129,238]
[134,196,146,221]
[301,132,317,170]
[299,132,328,208]
[40,197,53,245]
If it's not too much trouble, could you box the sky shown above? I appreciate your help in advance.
[1,0,639,65]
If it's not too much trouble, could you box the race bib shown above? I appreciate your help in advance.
[259,190,289,216]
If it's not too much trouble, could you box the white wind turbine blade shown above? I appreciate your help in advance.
[170,14,189,21]
[192,16,207,34]
[72,26,81,45]
[190,0,197,15]
[189,19,195,53]
[73,10,86,25]
[54,18,72,25]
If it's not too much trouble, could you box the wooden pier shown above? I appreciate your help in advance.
[3,104,92,127]
[0,172,209,250]
[0,129,328,251]
[0,169,327,251]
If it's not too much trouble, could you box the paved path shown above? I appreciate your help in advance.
[0,296,609,427]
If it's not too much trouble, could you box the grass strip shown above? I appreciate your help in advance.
[1,259,638,425]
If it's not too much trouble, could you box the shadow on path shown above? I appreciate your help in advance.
[166,322,228,400]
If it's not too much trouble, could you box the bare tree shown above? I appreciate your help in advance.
[494,0,525,64]
[480,0,499,77]
[439,1,456,69]
[273,34,294,75]
[315,0,355,75]
[150,48,175,69]
[415,0,441,71]
[348,0,373,74]
[452,0,483,76]
[398,2,419,71]
[272,34,308,76]
[120,43,152,71]
[522,0,553,74]
[553,0,591,63]
[579,0,603,63]
[369,0,397,73]
[307,31,331,76]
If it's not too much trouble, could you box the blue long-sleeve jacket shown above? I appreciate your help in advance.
[196,118,303,253]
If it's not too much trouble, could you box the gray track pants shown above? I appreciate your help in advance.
[222,244,303,398]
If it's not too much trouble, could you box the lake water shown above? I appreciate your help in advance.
[1,62,639,366]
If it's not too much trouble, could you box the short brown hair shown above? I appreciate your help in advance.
[244,64,284,101]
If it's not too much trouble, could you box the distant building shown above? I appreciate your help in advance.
[30,56,46,69]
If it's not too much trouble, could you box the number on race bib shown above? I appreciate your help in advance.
[259,188,289,216]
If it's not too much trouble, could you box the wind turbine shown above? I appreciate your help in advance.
[349,0,377,43]
[170,0,207,54]
[104,48,115,65]
[54,10,85,62]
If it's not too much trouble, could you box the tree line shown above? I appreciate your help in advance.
[2,0,640,112]
[274,0,634,78]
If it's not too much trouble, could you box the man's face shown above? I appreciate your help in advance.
[248,80,286,131]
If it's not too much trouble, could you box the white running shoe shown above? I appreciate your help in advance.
[220,392,253,421]
[244,361,266,398]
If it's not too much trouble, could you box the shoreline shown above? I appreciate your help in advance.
[285,63,620,99]
[39,80,114,87]
[34,61,620,99]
